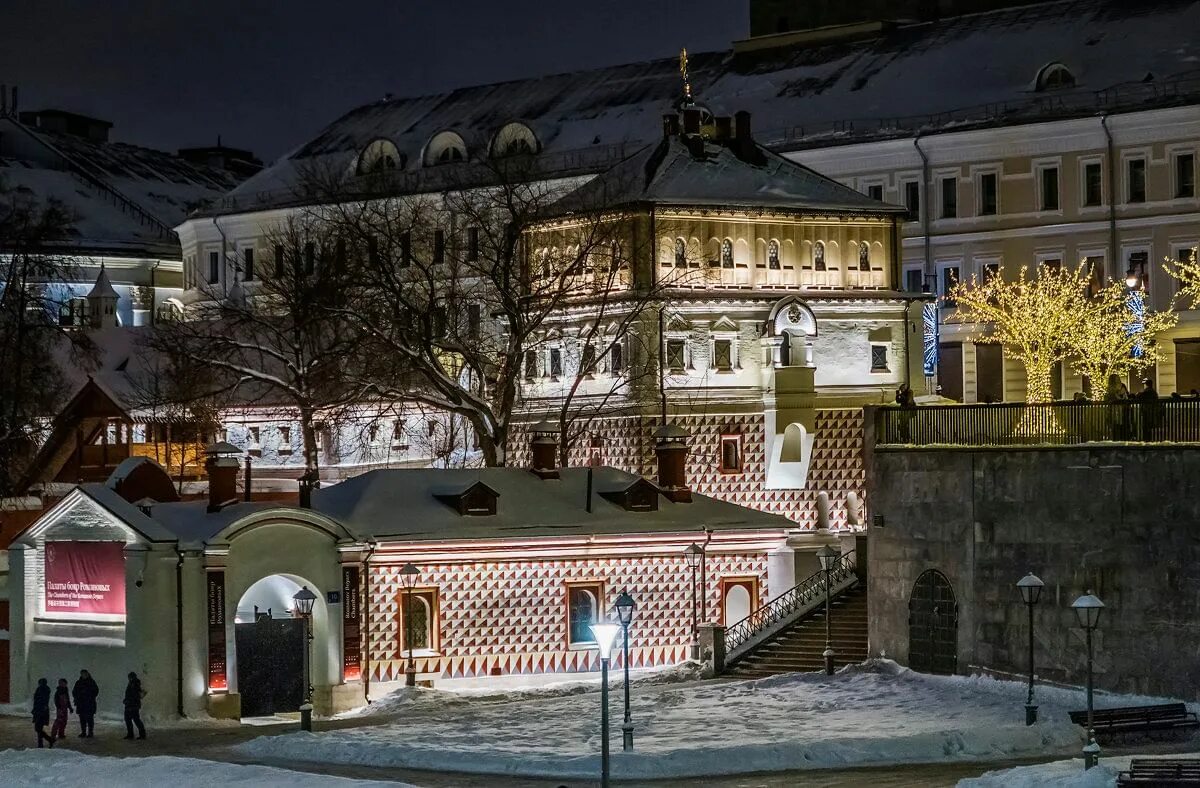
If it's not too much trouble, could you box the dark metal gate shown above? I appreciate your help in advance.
[908,570,958,675]
[235,615,304,718]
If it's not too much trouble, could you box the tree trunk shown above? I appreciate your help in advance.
[299,404,320,478]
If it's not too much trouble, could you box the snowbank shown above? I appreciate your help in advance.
[959,754,1200,788]
[0,749,413,787]
[238,660,1155,780]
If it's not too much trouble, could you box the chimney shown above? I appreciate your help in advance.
[244,455,253,502]
[662,113,680,138]
[652,424,692,503]
[682,108,702,136]
[298,470,319,509]
[529,420,560,480]
[204,441,242,513]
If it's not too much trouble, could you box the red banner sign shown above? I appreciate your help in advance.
[44,541,126,615]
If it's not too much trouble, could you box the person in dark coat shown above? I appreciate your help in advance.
[32,678,54,748]
[123,672,146,740]
[50,678,73,741]
[73,669,99,737]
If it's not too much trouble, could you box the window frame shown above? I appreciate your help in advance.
[277,425,292,455]
[1170,147,1197,200]
[901,178,921,223]
[240,245,256,282]
[937,261,961,307]
[1080,157,1105,209]
[1033,158,1062,213]
[718,433,743,474]
[665,337,688,372]
[398,587,440,656]
[207,250,220,285]
[565,581,605,648]
[870,343,890,373]
[938,173,958,219]
[974,167,1000,217]
[711,335,736,372]
[1125,153,1148,204]
[902,264,924,293]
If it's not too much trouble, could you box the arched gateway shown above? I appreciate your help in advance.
[908,569,958,674]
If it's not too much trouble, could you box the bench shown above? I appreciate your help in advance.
[1118,758,1200,786]
[1069,703,1200,735]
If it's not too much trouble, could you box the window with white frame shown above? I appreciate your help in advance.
[1035,160,1060,211]
[524,349,538,381]
[246,426,261,457]
[939,263,960,306]
[607,339,624,374]
[976,169,1000,216]
[1170,243,1198,297]
[1125,247,1152,295]
[674,238,686,267]
[721,239,734,269]
[666,338,687,372]
[1173,150,1196,199]
[901,179,920,222]
[939,175,957,219]
[718,434,743,474]
[978,259,1001,285]
[1126,156,1147,203]
[392,419,408,450]
[712,333,737,371]
[1081,252,1106,297]
[207,251,220,284]
[278,426,292,454]
[870,344,890,372]
[549,347,563,379]
[1081,158,1104,208]
[903,265,924,293]
[241,246,256,281]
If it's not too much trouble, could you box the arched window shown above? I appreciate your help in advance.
[674,238,687,267]
[814,242,826,271]
[859,244,870,271]
[423,131,468,166]
[355,138,405,175]
[490,122,540,158]
[1035,62,1076,92]
[402,593,433,651]
[568,585,600,644]
[768,239,781,270]
[721,239,734,269]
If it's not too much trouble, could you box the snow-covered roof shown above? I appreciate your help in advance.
[199,0,1200,217]
[85,266,120,299]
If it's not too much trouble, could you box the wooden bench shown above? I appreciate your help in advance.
[1118,758,1200,786]
[1069,703,1200,734]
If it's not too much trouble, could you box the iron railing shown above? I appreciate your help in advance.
[724,550,857,655]
[875,400,1200,448]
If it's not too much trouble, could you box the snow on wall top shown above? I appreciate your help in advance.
[208,0,1200,216]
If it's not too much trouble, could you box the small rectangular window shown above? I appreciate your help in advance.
[713,339,733,371]
[904,268,923,293]
[581,343,596,376]
[979,172,998,216]
[313,422,325,452]
[1128,251,1150,295]
[467,227,480,261]
[941,266,960,305]
[400,232,412,267]
[940,176,957,219]
[278,426,291,445]
[433,230,445,264]
[1040,166,1059,211]
[549,348,562,378]
[304,242,315,275]
[243,247,255,281]
[1177,153,1196,199]
[867,184,883,201]
[982,262,1000,284]
[566,583,603,646]
[666,339,686,371]
[207,251,219,284]
[609,341,623,374]
[274,244,285,277]
[467,303,481,338]
[1039,258,1062,276]
[335,238,347,269]
[1128,159,1147,203]
[524,350,537,381]
[367,235,379,267]
[392,419,408,449]
[904,181,920,222]
[871,345,889,372]
[1084,255,1105,297]
[1084,163,1104,207]
[719,435,742,474]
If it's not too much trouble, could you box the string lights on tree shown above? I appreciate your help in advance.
[1070,279,1176,399]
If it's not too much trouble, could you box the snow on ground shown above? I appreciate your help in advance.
[239,660,1194,781]
[0,749,415,787]
[958,754,1200,787]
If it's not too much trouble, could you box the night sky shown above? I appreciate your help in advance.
[3,0,747,162]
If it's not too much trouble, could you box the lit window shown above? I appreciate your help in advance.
[566,583,603,645]
[814,242,826,271]
[721,239,734,269]
[859,244,870,271]
[719,435,742,474]
[768,240,780,270]
[1128,251,1150,295]
[871,345,889,372]
[714,339,733,371]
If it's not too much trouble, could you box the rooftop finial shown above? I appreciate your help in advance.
[679,47,694,108]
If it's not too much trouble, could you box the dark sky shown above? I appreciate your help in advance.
[3,0,748,162]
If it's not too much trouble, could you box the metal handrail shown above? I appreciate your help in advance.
[724,550,857,654]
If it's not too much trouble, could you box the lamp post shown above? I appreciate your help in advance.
[614,591,636,752]
[1072,591,1105,771]
[1125,266,1141,290]
[292,586,317,732]
[816,545,839,675]
[1016,573,1045,725]
[684,543,703,660]
[400,562,420,687]
[590,621,622,788]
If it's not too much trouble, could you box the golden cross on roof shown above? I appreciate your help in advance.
[679,47,694,106]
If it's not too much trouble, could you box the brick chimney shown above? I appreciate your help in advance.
[652,424,691,503]
[204,442,241,513]
[529,420,560,480]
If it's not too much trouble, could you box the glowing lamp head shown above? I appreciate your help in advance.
[816,545,839,572]
[1125,267,1141,289]
[590,622,622,660]
[399,562,420,588]
[614,591,636,626]
[292,586,317,617]
[1016,572,1045,605]
[684,542,703,568]
[1071,591,1105,630]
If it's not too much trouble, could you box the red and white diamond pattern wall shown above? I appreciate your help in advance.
[511,408,865,528]
[367,552,767,683]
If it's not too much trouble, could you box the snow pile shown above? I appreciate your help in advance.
[239,660,1128,780]
[0,749,413,787]
[959,755,1200,788]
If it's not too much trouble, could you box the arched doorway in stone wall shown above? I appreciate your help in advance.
[234,574,314,718]
[908,570,958,675]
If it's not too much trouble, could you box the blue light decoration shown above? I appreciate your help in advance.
[1125,289,1146,358]
[922,302,939,377]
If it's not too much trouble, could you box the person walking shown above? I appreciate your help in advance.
[50,678,73,741]
[32,678,54,748]
[123,672,146,740]
[1137,377,1160,440]
[73,669,99,738]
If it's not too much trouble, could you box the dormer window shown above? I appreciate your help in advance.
[1035,62,1076,92]
[490,122,540,158]
[356,138,405,175]
[424,131,468,167]
[598,477,660,512]
[433,481,499,516]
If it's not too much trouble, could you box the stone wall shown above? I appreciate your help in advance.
[867,443,1200,700]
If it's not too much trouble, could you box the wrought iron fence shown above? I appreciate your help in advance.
[875,400,1200,448]
[724,550,857,655]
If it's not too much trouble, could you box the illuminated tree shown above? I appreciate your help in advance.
[1164,248,1200,308]
[1070,280,1177,399]
[949,263,1091,402]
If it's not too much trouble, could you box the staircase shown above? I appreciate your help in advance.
[725,582,869,678]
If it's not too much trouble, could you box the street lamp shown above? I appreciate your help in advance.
[816,545,839,675]
[614,591,636,752]
[292,586,317,732]
[1016,573,1045,725]
[590,621,622,788]
[1072,590,1105,771]
[400,563,420,687]
[1125,266,1141,290]
[684,543,703,660]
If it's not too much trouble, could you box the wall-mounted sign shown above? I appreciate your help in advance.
[44,541,125,615]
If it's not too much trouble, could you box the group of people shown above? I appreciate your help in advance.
[31,670,146,748]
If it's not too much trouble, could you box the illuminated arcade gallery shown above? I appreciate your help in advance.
[7,433,841,719]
